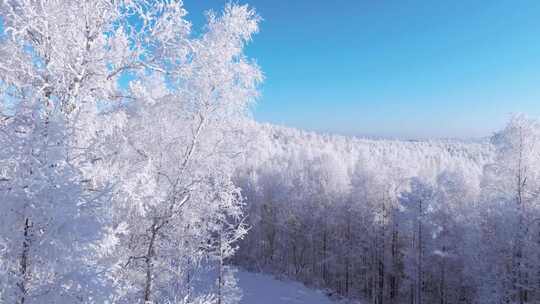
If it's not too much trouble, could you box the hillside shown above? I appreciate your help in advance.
[233,120,540,304]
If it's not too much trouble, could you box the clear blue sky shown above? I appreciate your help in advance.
[184,0,540,139]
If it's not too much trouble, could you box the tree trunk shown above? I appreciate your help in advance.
[18,217,31,304]
[218,232,223,304]
[345,218,351,297]
[440,246,446,304]
[322,224,328,285]
[390,221,399,303]
[417,199,423,304]
[144,221,158,303]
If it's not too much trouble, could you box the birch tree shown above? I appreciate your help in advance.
[0,1,261,303]
[102,4,261,303]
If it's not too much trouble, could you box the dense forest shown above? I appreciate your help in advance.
[1,1,540,304]
[233,118,540,304]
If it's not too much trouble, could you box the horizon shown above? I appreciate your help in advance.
[184,0,540,139]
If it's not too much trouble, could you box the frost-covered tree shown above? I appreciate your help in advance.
[1,1,261,303]
[478,115,540,304]
[0,1,165,302]
[0,96,111,303]
[399,177,436,304]
[97,4,261,303]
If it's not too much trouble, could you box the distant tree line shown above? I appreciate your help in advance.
[234,117,540,304]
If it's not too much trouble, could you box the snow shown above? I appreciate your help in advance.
[236,270,335,304]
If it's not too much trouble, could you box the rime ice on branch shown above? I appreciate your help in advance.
[0,1,261,303]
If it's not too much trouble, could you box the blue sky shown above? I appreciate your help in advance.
[184,0,540,139]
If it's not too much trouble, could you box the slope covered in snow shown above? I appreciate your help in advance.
[237,270,336,304]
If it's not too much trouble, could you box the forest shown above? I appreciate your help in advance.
[234,119,540,304]
[1,1,540,304]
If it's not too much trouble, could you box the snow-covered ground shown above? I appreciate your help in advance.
[237,270,335,304]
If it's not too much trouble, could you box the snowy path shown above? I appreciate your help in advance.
[237,270,335,304]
